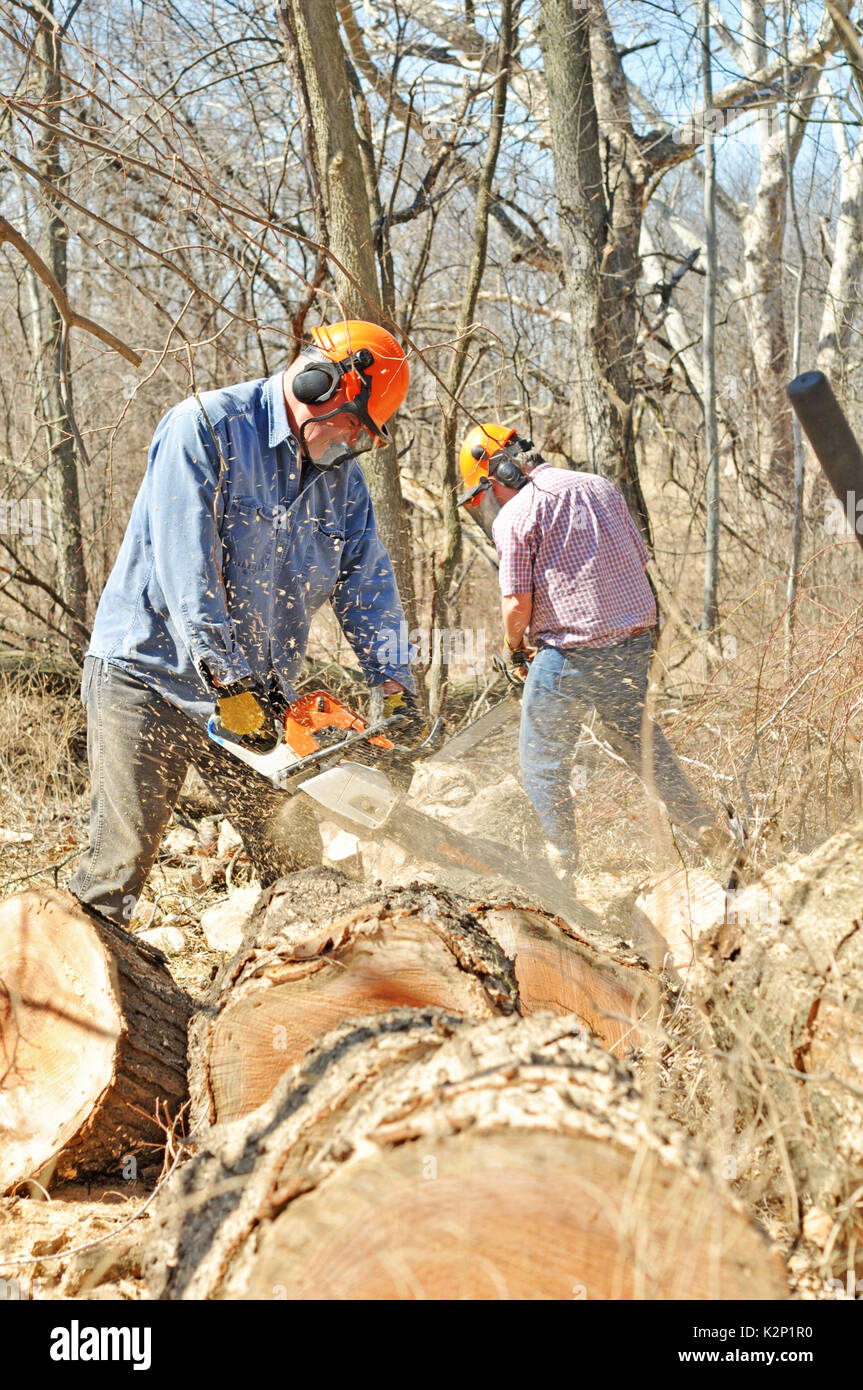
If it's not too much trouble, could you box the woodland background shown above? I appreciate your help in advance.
[2,0,863,884]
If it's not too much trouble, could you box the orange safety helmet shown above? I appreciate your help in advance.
[458,422,518,506]
[309,320,409,435]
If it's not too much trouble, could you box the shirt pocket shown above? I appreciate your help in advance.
[301,518,346,606]
[221,498,282,573]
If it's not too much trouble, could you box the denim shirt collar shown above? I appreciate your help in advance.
[265,370,295,449]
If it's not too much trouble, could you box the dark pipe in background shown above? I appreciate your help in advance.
[786,370,863,553]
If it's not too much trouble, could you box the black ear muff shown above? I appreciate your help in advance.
[293,362,338,404]
[489,453,527,489]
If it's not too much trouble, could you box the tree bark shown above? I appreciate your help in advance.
[740,128,796,489]
[28,4,89,635]
[817,85,863,389]
[0,891,191,1194]
[538,2,614,467]
[738,5,825,490]
[277,0,417,632]
[538,0,650,539]
[143,1010,786,1300]
[188,870,660,1128]
[588,2,654,542]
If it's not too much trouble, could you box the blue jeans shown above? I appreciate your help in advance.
[518,637,713,865]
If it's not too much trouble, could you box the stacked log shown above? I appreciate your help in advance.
[143,1010,786,1301]
[188,869,666,1128]
[0,890,191,1193]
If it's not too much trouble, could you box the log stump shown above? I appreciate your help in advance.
[189,870,667,1129]
[144,1011,786,1301]
[0,890,191,1193]
[693,824,863,1251]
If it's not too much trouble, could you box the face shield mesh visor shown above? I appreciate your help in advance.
[297,368,391,472]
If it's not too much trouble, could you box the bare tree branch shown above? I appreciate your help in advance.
[0,213,140,365]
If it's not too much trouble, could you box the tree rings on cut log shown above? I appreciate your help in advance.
[477,903,664,1056]
[144,1011,786,1301]
[0,890,191,1192]
[189,872,518,1128]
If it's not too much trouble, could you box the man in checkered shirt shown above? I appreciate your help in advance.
[461,427,719,876]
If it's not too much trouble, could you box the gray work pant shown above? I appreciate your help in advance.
[69,658,322,925]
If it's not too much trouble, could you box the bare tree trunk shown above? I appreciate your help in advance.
[738,3,825,490]
[587,1,653,543]
[740,135,796,489]
[701,2,720,639]
[537,1,651,543]
[428,0,512,717]
[784,3,809,654]
[29,5,88,636]
[277,0,417,633]
[817,83,863,388]
[537,7,616,474]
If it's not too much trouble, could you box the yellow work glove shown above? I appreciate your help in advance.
[382,688,426,742]
[217,689,268,737]
[216,684,281,752]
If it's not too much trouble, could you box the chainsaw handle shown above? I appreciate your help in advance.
[492,651,528,695]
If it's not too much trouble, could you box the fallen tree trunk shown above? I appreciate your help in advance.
[693,824,863,1252]
[189,870,665,1128]
[479,903,664,1055]
[0,890,191,1193]
[143,1010,786,1301]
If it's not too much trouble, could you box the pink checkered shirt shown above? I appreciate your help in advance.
[492,465,656,649]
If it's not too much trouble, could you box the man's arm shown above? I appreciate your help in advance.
[493,497,537,662]
[148,402,252,690]
[330,465,416,694]
[502,592,533,651]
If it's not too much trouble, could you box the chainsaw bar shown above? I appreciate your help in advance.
[428,694,520,762]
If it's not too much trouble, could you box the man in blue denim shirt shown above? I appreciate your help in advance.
[70,320,418,926]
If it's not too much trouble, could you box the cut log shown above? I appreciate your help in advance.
[189,869,668,1128]
[189,871,519,1128]
[144,1011,786,1301]
[0,890,191,1193]
[693,824,863,1252]
[478,903,663,1056]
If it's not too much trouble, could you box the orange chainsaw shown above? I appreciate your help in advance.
[207,687,602,932]
[207,690,442,826]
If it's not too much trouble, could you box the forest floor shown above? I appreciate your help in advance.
[0,673,857,1301]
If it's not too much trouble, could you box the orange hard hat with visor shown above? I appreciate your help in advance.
[295,320,409,471]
